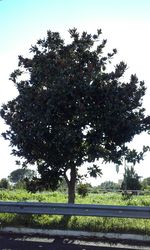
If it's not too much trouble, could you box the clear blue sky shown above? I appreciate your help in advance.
[0,0,150,53]
[0,0,150,184]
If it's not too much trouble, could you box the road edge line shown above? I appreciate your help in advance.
[0,226,150,243]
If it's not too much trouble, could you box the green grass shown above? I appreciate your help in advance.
[0,189,150,235]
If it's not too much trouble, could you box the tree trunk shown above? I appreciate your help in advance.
[64,165,76,204]
[68,180,75,204]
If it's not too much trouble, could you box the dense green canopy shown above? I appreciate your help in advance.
[1,29,150,202]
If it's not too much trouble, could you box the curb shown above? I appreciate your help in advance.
[0,227,150,244]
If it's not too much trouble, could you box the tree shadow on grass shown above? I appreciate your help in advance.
[58,215,72,229]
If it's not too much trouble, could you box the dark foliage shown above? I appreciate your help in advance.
[0,178,9,189]
[121,166,141,191]
[1,28,150,202]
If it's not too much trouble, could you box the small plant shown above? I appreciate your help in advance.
[77,183,89,197]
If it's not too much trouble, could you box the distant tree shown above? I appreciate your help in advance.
[100,181,120,190]
[1,28,150,203]
[9,168,35,184]
[141,177,150,189]
[0,178,9,189]
[121,166,141,191]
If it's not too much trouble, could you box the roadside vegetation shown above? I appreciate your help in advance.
[0,189,150,235]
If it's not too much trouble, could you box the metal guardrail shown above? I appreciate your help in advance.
[0,201,150,219]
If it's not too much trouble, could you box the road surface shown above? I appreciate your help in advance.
[0,235,149,250]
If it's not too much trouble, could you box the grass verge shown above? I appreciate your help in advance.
[0,190,150,235]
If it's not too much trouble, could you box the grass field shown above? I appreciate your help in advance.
[0,190,150,235]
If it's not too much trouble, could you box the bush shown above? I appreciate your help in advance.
[0,178,10,189]
[77,183,89,197]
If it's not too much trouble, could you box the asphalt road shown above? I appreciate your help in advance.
[0,235,149,250]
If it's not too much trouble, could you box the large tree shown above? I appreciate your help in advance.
[1,29,150,203]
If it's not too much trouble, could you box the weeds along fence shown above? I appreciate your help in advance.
[0,201,150,219]
[89,189,150,195]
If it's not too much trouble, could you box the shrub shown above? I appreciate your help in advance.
[0,178,10,189]
[77,183,89,197]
